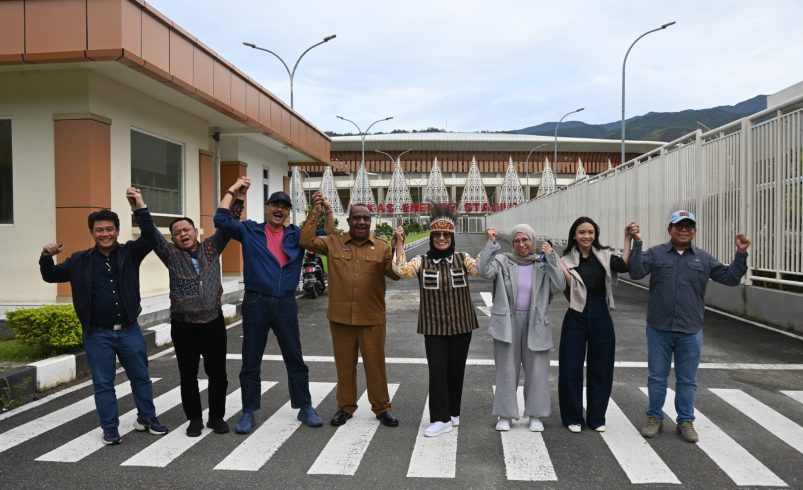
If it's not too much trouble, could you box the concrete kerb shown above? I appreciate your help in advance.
[0,287,245,408]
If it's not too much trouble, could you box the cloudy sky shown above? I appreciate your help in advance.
[148,0,802,133]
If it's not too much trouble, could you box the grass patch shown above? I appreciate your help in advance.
[406,232,429,243]
[0,338,50,363]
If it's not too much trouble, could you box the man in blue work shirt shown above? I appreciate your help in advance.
[628,210,751,443]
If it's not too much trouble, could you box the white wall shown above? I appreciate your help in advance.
[88,70,209,295]
[0,68,211,302]
[219,135,289,222]
[0,70,89,302]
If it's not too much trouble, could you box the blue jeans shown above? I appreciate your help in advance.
[82,323,156,430]
[646,325,703,423]
[240,291,311,413]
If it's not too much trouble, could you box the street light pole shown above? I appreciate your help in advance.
[621,22,675,165]
[336,115,394,167]
[554,108,584,176]
[524,143,548,200]
[243,34,336,109]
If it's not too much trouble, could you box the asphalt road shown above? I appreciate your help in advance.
[1,233,802,489]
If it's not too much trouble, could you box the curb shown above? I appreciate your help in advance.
[0,299,243,409]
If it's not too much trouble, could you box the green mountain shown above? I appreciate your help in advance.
[513,95,767,142]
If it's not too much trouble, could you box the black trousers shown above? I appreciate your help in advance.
[171,312,228,421]
[558,295,616,429]
[424,332,472,423]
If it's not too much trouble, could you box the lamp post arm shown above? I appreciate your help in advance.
[554,108,584,172]
[243,43,291,77]
[621,21,675,165]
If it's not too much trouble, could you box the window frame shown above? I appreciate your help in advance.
[130,127,185,220]
[0,117,13,226]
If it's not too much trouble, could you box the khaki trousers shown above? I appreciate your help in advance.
[329,321,391,415]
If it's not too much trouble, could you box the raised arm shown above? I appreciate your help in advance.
[392,226,420,278]
[213,177,250,242]
[626,221,651,280]
[478,227,502,279]
[39,242,70,283]
[299,191,330,254]
[541,241,566,292]
[709,233,751,285]
[127,187,159,261]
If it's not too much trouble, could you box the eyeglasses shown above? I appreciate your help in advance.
[432,232,452,239]
[349,215,372,222]
[672,222,696,231]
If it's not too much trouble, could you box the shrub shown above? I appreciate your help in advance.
[374,222,394,240]
[5,305,82,352]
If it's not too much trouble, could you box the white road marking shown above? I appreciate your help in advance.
[37,381,187,462]
[584,389,679,484]
[640,387,787,487]
[223,354,803,370]
[782,390,803,405]
[406,396,458,478]
[480,291,493,307]
[308,384,400,475]
[494,385,557,481]
[0,379,152,454]
[121,382,276,467]
[215,381,335,471]
[710,388,803,455]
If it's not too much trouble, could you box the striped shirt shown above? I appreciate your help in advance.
[394,251,480,335]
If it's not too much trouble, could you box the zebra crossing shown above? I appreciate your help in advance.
[1,377,801,487]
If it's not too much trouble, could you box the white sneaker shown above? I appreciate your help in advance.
[594,425,606,432]
[495,417,511,431]
[568,424,582,433]
[450,416,460,427]
[529,417,544,432]
[424,421,453,438]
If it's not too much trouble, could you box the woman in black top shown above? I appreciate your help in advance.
[558,217,632,433]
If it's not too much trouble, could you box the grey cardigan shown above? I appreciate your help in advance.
[561,247,618,313]
[478,240,566,352]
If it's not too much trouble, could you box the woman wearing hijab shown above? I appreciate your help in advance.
[392,206,480,438]
[557,217,631,433]
[478,224,565,432]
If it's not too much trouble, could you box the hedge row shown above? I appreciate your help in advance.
[5,305,82,351]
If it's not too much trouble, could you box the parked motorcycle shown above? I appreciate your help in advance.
[302,249,327,298]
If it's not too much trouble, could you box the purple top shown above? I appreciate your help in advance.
[515,264,534,311]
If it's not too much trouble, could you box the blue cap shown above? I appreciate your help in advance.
[669,210,696,225]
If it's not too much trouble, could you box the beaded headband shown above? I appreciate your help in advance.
[429,217,455,233]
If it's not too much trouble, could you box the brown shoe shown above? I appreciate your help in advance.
[676,421,699,443]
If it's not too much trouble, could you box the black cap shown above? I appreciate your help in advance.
[266,191,292,208]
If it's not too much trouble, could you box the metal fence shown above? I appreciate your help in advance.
[487,94,803,288]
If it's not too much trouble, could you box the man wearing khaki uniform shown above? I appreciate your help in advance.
[300,192,401,427]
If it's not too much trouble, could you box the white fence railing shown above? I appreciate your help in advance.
[487,94,803,288]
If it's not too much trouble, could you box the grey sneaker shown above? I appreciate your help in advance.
[641,416,663,438]
[676,421,699,443]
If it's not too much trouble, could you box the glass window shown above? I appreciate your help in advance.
[130,130,183,217]
[0,119,11,224]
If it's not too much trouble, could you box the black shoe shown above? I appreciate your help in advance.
[330,410,353,426]
[206,418,230,434]
[186,418,203,437]
[376,410,399,427]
